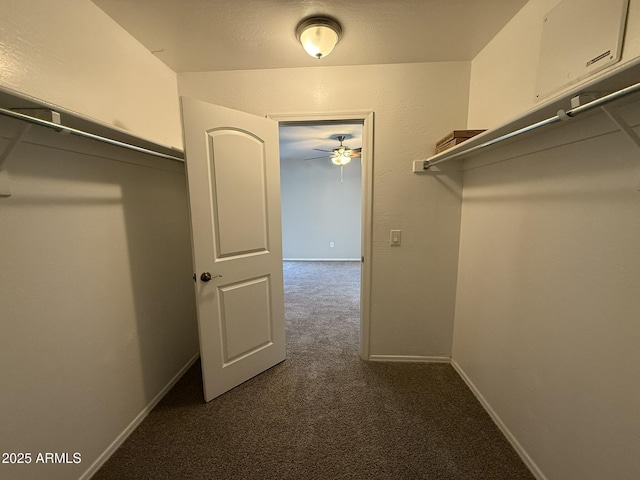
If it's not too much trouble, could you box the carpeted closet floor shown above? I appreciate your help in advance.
[94,261,534,480]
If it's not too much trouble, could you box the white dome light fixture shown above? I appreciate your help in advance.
[296,16,342,59]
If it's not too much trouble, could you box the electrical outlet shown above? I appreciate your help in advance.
[330,242,334,248]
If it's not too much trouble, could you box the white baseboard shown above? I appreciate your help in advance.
[283,258,361,262]
[368,354,451,363]
[450,359,548,480]
[79,352,200,480]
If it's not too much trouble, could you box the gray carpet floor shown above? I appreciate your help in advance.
[94,261,534,480]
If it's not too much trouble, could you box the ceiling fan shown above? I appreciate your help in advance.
[305,135,362,166]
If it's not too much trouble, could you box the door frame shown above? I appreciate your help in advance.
[268,110,374,360]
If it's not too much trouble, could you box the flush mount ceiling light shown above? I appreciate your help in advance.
[295,16,342,59]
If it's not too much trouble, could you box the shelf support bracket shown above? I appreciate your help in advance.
[600,105,640,191]
[0,109,65,197]
[0,109,66,170]
[600,105,640,150]
[0,123,32,197]
[0,122,32,171]
[0,170,12,197]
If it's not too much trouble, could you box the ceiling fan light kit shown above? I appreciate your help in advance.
[330,135,357,165]
[301,134,362,183]
[296,16,342,59]
[331,147,352,166]
[305,135,361,164]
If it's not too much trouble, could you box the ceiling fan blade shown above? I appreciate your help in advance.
[313,148,333,153]
[351,147,362,158]
[303,155,329,161]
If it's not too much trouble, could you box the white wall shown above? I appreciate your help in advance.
[0,118,199,480]
[179,62,470,358]
[468,0,640,129]
[0,3,198,479]
[0,0,182,149]
[281,152,362,260]
[453,100,640,480]
[455,1,640,478]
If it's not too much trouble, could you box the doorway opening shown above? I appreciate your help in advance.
[279,122,363,261]
[271,112,374,360]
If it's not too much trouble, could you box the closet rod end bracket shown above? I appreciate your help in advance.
[413,160,432,173]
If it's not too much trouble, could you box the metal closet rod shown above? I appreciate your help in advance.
[424,79,640,169]
[0,106,184,163]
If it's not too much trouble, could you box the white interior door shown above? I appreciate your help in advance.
[181,96,286,402]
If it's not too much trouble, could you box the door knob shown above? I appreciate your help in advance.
[201,272,212,282]
[200,272,222,282]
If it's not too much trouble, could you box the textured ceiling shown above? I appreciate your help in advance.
[90,0,526,159]
[92,0,528,73]
[279,123,363,162]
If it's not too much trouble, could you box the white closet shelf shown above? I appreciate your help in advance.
[413,56,640,172]
[0,86,184,163]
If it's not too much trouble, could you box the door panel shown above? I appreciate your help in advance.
[219,276,273,365]
[181,96,286,402]
[208,128,269,257]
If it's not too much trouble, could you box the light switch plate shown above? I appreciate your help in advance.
[390,230,401,246]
